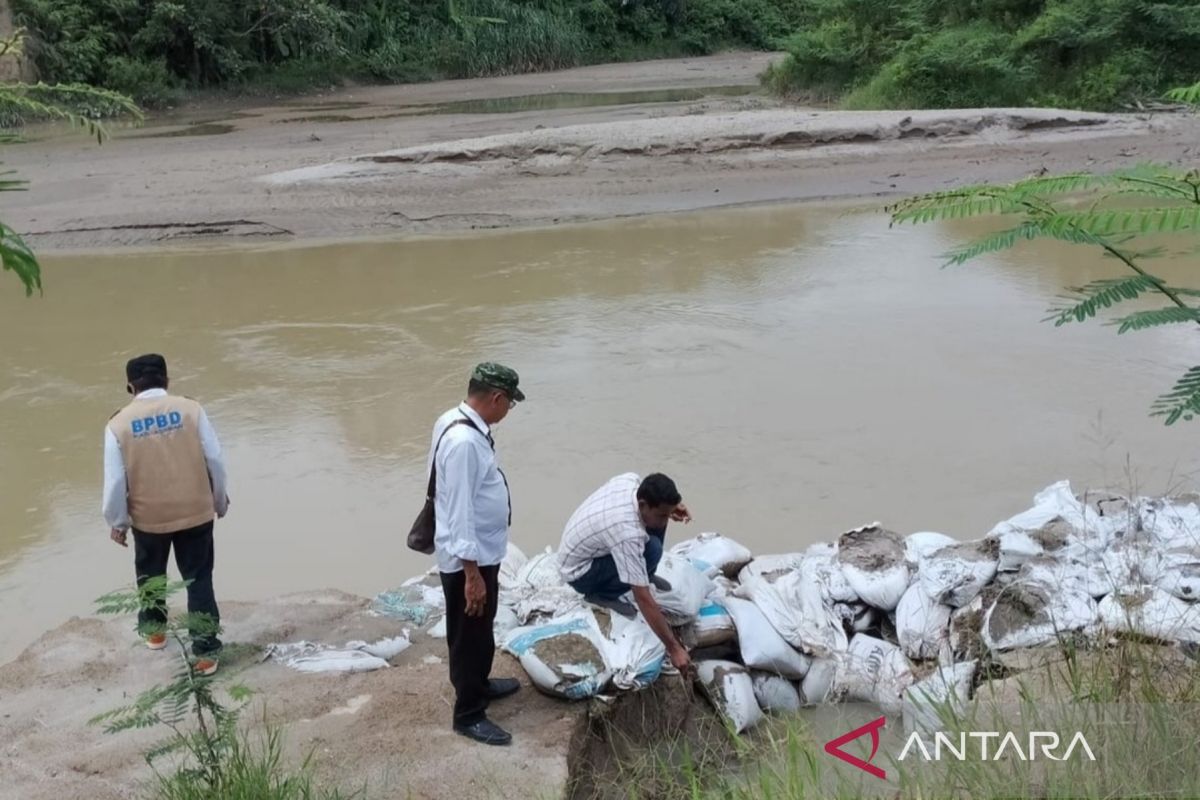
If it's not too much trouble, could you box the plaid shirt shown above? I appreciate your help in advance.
[558,473,650,587]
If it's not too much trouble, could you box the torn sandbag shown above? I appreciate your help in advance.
[738,553,805,584]
[721,596,811,679]
[751,672,803,715]
[670,532,753,579]
[1138,497,1200,550]
[902,660,977,734]
[980,579,1098,651]
[692,600,737,648]
[696,660,764,734]
[503,609,612,700]
[1098,585,1200,643]
[514,547,565,590]
[735,565,847,658]
[494,605,521,639]
[833,602,877,634]
[989,481,1121,558]
[896,583,952,661]
[371,575,445,626]
[1076,540,1162,598]
[803,549,859,605]
[1157,548,1200,600]
[649,553,715,624]
[266,635,411,674]
[800,657,841,706]
[836,634,915,715]
[919,539,999,607]
[947,593,988,661]
[905,532,959,566]
[498,541,529,590]
[606,612,666,690]
[837,524,912,612]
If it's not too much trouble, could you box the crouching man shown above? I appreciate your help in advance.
[556,472,692,673]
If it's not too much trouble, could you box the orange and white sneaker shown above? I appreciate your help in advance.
[145,633,168,650]
[193,657,219,677]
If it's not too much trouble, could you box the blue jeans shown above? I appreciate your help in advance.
[569,528,665,602]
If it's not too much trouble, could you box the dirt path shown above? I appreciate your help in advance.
[7,52,1198,252]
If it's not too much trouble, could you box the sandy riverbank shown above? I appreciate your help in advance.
[6,52,1198,252]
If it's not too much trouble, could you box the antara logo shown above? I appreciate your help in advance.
[824,716,888,780]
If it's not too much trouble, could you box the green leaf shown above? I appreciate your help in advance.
[1045,276,1166,326]
[1111,307,1200,333]
[1044,207,1200,237]
[1167,82,1200,105]
[1152,366,1200,424]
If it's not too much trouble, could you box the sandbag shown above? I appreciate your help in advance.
[494,605,521,639]
[696,660,764,734]
[1098,585,1200,643]
[800,657,840,706]
[919,539,999,607]
[650,553,715,624]
[1138,498,1200,550]
[905,532,959,565]
[671,532,754,579]
[803,550,859,605]
[1157,548,1200,601]
[721,596,811,679]
[693,600,737,648]
[498,541,530,590]
[837,525,912,612]
[503,610,612,700]
[606,612,666,690]
[751,672,803,715]
[735,565,847,658]
[371,574,445,626]
[833,602,876,634]
[738,553,805,585]
[902,660,977,734]
[1076,541,1162,599]
[896,583,952,661]
[980,579,1098,652]
[836,634,915,715]
[513,547,565,590]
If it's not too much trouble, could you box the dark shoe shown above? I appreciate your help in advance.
[487,678,521,700]
[454,717,512,746]
[584,595,637,618]
[651,575,673,592]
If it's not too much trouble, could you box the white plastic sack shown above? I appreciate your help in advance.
[1138,498,1200,550]
[1077,541,1163,598]
[1098,586,1200,643]
[1157,548,1200,601]
[494,605,521,639]
[721,596,812,679]
[738,553,804,584]
[427,616,447,639]
[803,551,859,605]
[266,635,411,674]
[735,565,847,658]
[800,657,840,706]
[693,600,737,648]
[607,612,666,690]
[671,532,754,579]
[502,609,612,700]
[919,539,999,607]
[990,481,1121,557]
[896,584,952,661]
[697,660,764,734]
[837,525,912,612]
[514,548,565,590]
[902,661,977,734]
[905,532,959,565]
[981,579,1098,651]
[498,541,530,590]
[751,672,803,715]
[650,553,715,623]
[837,635,915,715]
[833,602,876,634]
[990,529,1045,573]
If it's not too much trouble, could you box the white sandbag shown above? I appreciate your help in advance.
[990,529,1045,572]
[751,672,803,715]
[1155,547,1200,601]
[427,616,447,639]
[696,660,764,734]
[804,551,859,604]
[498,541,530,590]
[800,657,840,706]
[710,575,737,598]
[371,577,445,626]
[1098,586,1200,643]
[836,634,915,715]
[837,524,912,612]
[266,635,410,674]
[494,605,521,639]
[502,609,612,700]
[606,612,666,690]
[833,602,876,634]
[735,565,847,658]
[905,532,959,565]
[1077,540,1162,598]
[896,584,952,661]
[989,480,1119,553]
[641,554,714,626]
[514,548,565,590]
[1138,498,1200,550]
[737,553,804,585]
[721,596,812,679]
[902,660,977,734]
[671,532,754,579]
[919,539,999,607]
[948,594,986,660]
[981,579,1098,651]
[693,600,737,647]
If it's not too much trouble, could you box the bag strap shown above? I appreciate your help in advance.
[428,413,512,526]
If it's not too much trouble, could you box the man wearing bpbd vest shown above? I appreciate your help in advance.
[103,354,230,676]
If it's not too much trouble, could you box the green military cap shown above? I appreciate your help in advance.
[473,362,525,402]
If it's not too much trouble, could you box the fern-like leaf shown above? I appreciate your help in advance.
[1167,83,1200,105]
[889,190,1025,224]
[1153,366,1200,424]
[1045,276,1166,326]
[1111,307,1200,333]
[1041,206,1200,237]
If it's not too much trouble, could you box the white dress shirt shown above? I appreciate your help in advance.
[429,403,510,574]
[557,473,650,587]
[102,388,229,531]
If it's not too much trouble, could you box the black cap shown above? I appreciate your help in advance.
[126,354,168,384]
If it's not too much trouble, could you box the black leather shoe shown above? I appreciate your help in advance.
[487,678,521,700]
[454,717,512,746]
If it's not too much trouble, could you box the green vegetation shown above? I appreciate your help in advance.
[90,577,361,800]
[765,0,1200,110]
[12,0,804,107]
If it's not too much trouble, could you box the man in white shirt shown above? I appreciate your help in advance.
[557,473,693,674]
[431,362,524,746]
[102,354,229,676]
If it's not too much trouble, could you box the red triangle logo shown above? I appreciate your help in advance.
[824,715,888,780]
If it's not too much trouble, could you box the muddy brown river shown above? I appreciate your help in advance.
[2,204,1198,661]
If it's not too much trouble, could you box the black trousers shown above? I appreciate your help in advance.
[440,564,500,727]
[133,520,222,656]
